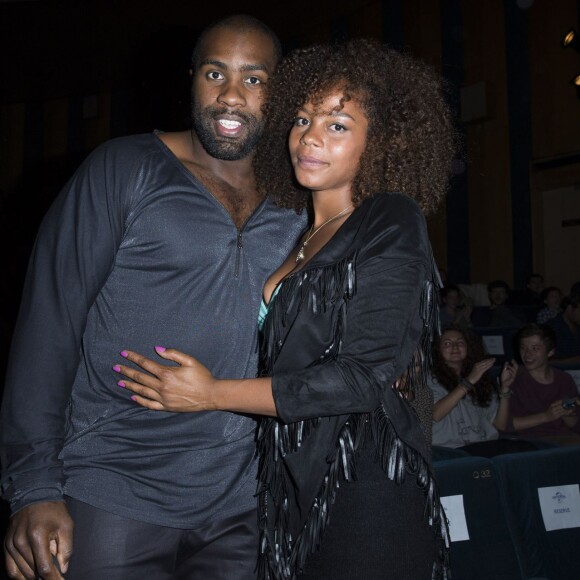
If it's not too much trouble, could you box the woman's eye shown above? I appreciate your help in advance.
[294,117,309,127]
[330,123,347,132]
[245,76,262,85]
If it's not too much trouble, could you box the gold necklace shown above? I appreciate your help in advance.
[295,205,354,262]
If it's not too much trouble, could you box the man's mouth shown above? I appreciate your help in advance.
[218,119,242,130]
[213,113,247,138]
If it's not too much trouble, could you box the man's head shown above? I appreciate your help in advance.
[526,273,544,295]
[515,324,556,372]
[440,284,461,309]
[190,15,281,161]
[541,286,562,310]
[562,294,580,328]
[487,280,510,307]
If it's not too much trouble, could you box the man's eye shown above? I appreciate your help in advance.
[207,71,223,80]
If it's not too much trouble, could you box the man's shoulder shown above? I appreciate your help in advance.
[91,133,160,159]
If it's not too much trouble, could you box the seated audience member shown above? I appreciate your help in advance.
[509,324,579,442]
[512,273,544,306]
[471,280,526,327]
[429,325,516,451]
[536,286,562,324]
[547,294,580,364]
[439,284,472,328]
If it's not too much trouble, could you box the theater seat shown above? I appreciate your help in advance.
[434,456,522,579]
[492,447,580,580]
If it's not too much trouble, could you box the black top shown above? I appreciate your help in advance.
[256,192,449,578]
[1,133,306,526]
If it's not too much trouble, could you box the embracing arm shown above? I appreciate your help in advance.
[118,195,432,422]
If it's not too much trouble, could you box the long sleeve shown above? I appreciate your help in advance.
[271,194,432,424]
[0,140,133,513]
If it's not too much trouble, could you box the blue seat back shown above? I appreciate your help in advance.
[492,447,580,580]
[434,456,522,579]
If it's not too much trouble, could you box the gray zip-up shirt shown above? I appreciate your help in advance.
[0,133,305,527]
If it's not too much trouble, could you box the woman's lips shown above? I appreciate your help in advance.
[297,155,327,168]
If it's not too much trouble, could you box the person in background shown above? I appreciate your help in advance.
[547,294,580,364]
[471,280,525,328]
[512,273,544,307]
[439,284,472,328]
[509,324,579,444]
[536,286,562,325]
[429,325,526,456]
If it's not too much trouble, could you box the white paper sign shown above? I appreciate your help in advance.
[564,370,580,393]
[481,335,504,355]
[440,495,470,542]
[538,484,580,531]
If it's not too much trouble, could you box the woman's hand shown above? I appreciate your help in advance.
[467,358,496,384]
[500,359,518,390]
[113,347,218,412]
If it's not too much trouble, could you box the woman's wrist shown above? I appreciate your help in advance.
[458,378,473,397]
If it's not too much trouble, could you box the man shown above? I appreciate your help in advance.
[439,284,472,328]
[470,280,525,328]
[547,294,580,364]
[1,15,304,580]
[511,273,544,307]
[509,324,579,441]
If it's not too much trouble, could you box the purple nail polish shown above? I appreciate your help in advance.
[155,346,166,353]
[118,381,125,388]
[113,365,121,372]
[120,350,129,358]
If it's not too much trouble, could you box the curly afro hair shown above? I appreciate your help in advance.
[254,38,458,214]
[431,324,497,407]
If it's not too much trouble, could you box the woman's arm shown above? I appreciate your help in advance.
[433,385,470,422]
[117,194,433,422]
[115,347,277,415]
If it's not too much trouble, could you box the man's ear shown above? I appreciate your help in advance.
[548,348,556,359]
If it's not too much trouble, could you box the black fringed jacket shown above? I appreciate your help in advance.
[257,192,450,579]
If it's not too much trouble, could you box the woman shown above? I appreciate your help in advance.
[430,324,517,453]
[115,40,456,578]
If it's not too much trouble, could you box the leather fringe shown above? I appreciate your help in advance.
[257,254,450,579]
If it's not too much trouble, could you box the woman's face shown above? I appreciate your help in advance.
[439,330,468,365]
[288,90,368,199]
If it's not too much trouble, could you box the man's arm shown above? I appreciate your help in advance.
[1,139,133,578]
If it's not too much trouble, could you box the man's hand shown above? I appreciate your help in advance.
[4,501,73,580]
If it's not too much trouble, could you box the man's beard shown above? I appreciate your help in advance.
[191,103,264,161]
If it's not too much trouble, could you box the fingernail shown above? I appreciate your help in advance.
[131,395,137,401]
[120,350,128,358]
[155,346,166,353]
[113,365,121,372]
[118,381,125,388]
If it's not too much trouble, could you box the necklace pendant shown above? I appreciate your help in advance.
[296,247,305,262]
